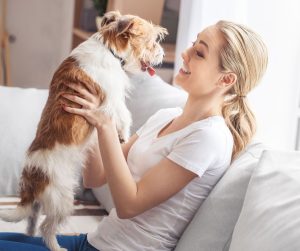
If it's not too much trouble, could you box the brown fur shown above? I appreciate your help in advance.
[101,15,167,60]
[19,166,50,206]
[28,57,105,154]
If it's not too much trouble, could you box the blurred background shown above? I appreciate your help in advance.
[0,0,300,152]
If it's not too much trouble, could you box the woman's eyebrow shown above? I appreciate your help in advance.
[198,40,209,52]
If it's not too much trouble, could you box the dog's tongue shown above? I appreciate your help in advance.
[141,61,156,76]
[147,66,156,76]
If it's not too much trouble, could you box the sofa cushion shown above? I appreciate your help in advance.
[229,150,300,251]
[0,87,48,196]
[0,86,98,201]
[174,141,266,251]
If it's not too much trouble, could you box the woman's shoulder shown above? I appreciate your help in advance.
[179,116,233,151]
[155,107,182,117]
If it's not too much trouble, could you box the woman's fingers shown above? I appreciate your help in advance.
[63,104,99,127]
[62,93,92,109]
[65,83,95,103]
[63,105,86,116]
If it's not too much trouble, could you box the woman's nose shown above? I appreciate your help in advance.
[181,50,188,61]
[181,49,190,62]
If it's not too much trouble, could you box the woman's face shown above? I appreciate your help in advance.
[174,25,225,98]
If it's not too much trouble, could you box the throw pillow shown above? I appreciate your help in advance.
[175,141,266,251]
[0,87,48,196]
[0,86,95,201]
[229,150,300,251]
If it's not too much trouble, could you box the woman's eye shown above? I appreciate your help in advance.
[196,51,204,58]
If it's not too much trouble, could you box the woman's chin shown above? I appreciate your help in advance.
[174,74,185,86]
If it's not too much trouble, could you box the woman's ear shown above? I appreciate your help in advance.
[219,72,237,88]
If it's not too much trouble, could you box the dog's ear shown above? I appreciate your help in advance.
[97,10,122,30]
[116,18,134,37]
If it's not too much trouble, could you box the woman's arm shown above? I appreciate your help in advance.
[62,83,197,219]
[82,139,106,188]
[97,121,197,219]
[83,133,139,188]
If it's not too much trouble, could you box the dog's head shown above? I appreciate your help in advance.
[98,11,168,75]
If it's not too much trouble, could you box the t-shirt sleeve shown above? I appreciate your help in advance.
[167,128,226,177]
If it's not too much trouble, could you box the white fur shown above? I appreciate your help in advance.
[71,34,133,140]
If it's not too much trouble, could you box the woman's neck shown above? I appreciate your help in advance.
[180,95,223,123]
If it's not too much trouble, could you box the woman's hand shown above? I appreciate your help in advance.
[62,83,113,129]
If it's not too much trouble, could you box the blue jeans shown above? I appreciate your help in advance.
[0,232,99,251]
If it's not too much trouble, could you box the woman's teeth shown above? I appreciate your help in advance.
[181,66,191,74]
[182,69,191,74]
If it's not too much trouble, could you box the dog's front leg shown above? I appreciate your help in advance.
[112,102,132,143]
[97,104,131,142]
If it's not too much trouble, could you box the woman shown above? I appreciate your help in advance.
[0,20,268,251]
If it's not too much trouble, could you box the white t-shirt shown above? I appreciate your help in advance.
[88,107,234,251]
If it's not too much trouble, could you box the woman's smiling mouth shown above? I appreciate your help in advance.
[180,65,191,75]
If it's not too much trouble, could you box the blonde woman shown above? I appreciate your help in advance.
[0,20,268,251]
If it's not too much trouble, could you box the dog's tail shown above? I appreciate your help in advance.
[0,203,32,222]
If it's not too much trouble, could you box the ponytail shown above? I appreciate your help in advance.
[216,21,268,161]
[222,95,256,160]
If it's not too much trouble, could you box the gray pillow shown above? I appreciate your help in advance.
[174,141,267,251]
[229,150,300,251]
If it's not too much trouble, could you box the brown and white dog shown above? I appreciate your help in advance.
[0,11,167,251]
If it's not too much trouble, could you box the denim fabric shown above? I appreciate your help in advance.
[0,232,99,251]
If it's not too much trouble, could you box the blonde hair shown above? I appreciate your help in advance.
[216,20,268,160]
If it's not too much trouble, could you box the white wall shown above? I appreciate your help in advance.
[6,0,75,89]
[175,0,300,150]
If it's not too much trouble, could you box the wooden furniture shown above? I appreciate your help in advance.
[0,0,11,86]
[106,0,164,25]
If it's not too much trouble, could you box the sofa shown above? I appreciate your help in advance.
[0,73,300,251]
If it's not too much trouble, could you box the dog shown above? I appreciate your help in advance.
[0,11,167,251]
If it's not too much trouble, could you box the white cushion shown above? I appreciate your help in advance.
[175,141,266,251]
[0,86,48,195]
[0,86,99,201]
[229,150,300,251]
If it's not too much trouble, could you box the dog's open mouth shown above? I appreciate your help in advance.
[141,61,156,76]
